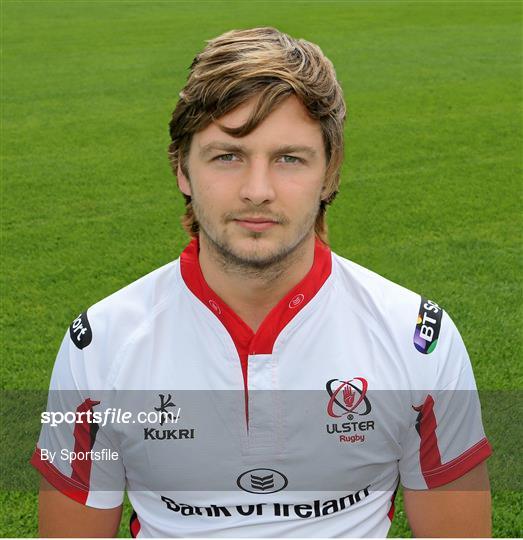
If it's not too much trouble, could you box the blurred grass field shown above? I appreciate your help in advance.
[1,0,521,537]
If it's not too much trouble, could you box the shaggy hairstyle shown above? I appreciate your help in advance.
[168,27,346,243]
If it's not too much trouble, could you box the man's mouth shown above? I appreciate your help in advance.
[233,216,279,232]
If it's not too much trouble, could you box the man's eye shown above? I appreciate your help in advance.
[278,155,302,164]
[216,154,238,162]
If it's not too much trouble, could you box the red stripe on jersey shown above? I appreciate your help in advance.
[30,446,89,504]
[413,395,442,485]
[130,510,141,537]
[387,498,395,522]
[413,396,492,488]
[422,437,492,488]
[180,236,332,388]
[70,398,101,488]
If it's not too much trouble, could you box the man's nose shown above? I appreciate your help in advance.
[238,159,276,206]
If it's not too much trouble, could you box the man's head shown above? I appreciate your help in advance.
[168,27,346,265]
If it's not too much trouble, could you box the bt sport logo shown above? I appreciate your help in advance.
[413,297,443,354]
[69,312,92,350]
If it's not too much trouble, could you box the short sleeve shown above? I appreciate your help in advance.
[399,311,492,489]
[30,313,125,508]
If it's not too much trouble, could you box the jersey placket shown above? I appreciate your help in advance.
[179,237,333,449]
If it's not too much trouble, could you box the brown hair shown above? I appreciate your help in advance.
[168,27,346,243]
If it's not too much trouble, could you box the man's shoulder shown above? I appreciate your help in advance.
[90,258,180,318]
[67,258,181,362]
[329,250,468,386]
[330,250,421,313]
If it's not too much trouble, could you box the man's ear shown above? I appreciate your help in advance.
[177,163,192,197]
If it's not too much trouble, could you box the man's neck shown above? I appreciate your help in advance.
[198,234,316,332]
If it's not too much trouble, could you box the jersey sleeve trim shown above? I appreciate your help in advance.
[30,446,89,504]
[422,437,492,488]
[130,510,142,538]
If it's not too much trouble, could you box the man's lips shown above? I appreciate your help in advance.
[233,217,279,232]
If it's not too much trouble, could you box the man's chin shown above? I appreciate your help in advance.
[200,223,314,271]
[222,245,287,270]
[211,236,297,270]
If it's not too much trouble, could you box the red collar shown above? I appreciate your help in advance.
[180,236,332,361]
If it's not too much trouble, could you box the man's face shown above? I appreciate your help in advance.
[178,94,328,269]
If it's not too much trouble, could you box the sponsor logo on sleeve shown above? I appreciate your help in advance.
[413,297,443,354]
[69,312,92,350]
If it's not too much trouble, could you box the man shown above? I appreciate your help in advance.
[31,27,492,537]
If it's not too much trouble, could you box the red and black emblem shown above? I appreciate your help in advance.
[326,378,371,417]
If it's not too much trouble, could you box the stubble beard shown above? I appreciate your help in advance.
[192,198,320,282]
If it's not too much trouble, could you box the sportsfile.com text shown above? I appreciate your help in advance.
[40,407,181,427]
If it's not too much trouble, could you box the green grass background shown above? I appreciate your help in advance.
[1,0,521,537]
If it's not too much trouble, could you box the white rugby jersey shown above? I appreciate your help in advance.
[31,238,492,537]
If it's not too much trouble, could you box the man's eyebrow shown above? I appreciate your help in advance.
[273,145,317,158]
[199,142,248,158]
[198,142,317,158]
